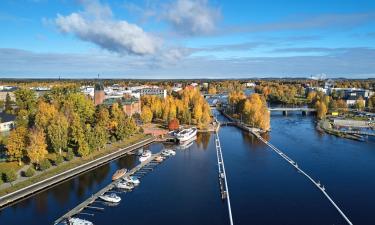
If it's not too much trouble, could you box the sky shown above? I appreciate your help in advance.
[0,0,375,79]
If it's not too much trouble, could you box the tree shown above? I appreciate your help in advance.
[316,101,327,119]
[27,129,48,168]
[35,101,58,131]
[141,106,153,124]
[355,97,365,111]
[6,126,27,165]
[47,113,68,154]
[4,93,12,113]
[168,118,180,130]
[241,94,270,131]
[14,88,37,113]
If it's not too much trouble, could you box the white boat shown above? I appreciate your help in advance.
[161,149,176,157]
[139,150,152,162]
[175,127,197,142]
[177,136,196,150]
[67,217,93,225]
[99,193,121,203]
[123,176,140,185]
[116,181,134,190]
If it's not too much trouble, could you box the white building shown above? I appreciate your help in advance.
[0,113,15,132]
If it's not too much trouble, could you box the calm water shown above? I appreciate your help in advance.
[0,111,374,225]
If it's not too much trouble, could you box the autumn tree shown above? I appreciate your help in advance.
[47,112,68,154]
[35,100,58,131]
[355,97,365,110]
[27,129,48,169]
[316,101,327,119]
[6,126,27,165]
[168,118,180,130]
[141,106,153,123]
[241,94,270,131]
[14,88,37,114]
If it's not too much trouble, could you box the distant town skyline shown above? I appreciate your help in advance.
[0,0,375,78]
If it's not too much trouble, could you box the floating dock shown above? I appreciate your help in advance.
[214,130,234,225]
[54,152,167,225]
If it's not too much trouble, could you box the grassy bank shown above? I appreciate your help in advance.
[0,133,149,196]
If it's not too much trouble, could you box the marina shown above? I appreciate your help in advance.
[54,151,173,225]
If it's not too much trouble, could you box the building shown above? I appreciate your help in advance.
[103,97,141,116]
[94,82,105,105]
[132,86,167,99]
[0,112,15,132]
[0,86,17,102]
[345,95,366,106]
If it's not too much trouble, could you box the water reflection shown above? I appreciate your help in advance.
[51,179,74,206]
[117,154,136,169]
[196,132,211,150]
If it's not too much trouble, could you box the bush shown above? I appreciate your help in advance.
[3,170,17,183]
[39,159,52,171]
[54,155,64,165]
[65,148,74,161]
[0,176,3,185]
[24,167,36,177]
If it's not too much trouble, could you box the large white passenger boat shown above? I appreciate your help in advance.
[175,127,197,142]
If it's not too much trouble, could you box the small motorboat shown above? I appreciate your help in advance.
[116,181,134,190]
[123,176,140,185]
[162,149,176,157]
[136,148,144,156]
[99,193,121,203]
[139,150,152,162]
[155,155,165,162]
[112,168,127,181]
[67,217,94,225]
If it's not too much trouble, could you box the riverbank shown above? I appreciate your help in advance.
[317,119,366,141]
[0,134,155,208]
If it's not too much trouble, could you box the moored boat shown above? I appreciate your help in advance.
[139,150,152,162]
[175,127,197,142]
[161,149,176,157]
[123,176,140,185]
[155,155,165,162]
[67,217,93,225]
[116,181,134,190]
[112,168,127,181]
[99,193,121,203]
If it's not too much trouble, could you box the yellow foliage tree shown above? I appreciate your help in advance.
[27,129,48,167]
[315,101,327,119]
[6,126,27,165]
[141,106,153,124]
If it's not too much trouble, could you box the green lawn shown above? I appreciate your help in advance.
[0,133,149,196]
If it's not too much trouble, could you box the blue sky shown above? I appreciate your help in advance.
[0,0,374,79]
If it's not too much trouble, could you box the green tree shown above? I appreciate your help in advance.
[4,93,12,113]
[14,88,37,113]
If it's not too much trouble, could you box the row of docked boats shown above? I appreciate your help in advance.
[62,148,177,225]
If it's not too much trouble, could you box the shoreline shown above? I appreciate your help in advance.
[0,135,156,209]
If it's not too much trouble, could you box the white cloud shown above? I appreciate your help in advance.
[163,0,220,36]
[54,0,160,55]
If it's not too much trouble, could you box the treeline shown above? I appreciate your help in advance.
[141,88,212,129]
[228,91,270,131]
[255,82,306,105]
[306,91,353,119]
[6,87,138,168]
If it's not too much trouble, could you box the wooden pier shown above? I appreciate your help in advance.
[54,152,167,225]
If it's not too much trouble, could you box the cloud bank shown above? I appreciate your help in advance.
[55,0,160,55]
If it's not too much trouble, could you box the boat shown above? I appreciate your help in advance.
[66,217,93,225]
[136,148,144,156]
[175,127,197,142]
[139,150,152,162]
[116,181,134,190]
[161,149,176,157]
[155,155,165,162]
[123,176,140,185]
[112,168,127,181]
[99,193,121,203]
[176,136,196,150]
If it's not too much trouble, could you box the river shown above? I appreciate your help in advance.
[0,110,374,225]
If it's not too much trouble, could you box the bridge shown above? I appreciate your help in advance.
[269,107,316,115]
